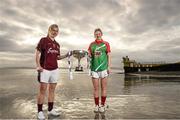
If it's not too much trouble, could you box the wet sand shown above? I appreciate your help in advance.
[0,68,180,119]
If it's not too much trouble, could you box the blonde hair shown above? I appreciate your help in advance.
[48,24,59,35]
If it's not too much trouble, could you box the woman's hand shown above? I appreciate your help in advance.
[36,66,43,72]
[107,67,111,74]
[66,51,73,57]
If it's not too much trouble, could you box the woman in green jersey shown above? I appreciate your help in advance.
[88,28,111,113]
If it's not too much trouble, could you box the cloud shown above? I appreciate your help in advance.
[122,0,180,34]
[1,0,180,68]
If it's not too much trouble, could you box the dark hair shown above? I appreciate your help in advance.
[94,28,103,35]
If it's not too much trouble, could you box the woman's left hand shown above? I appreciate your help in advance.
[107,68,111,74]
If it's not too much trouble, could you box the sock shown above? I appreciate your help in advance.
[38,104,43,112]
[101,96,106,106]
[94,97,99,106]
[48,102,54,111]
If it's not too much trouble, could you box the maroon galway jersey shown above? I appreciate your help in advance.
[36,36,60,70]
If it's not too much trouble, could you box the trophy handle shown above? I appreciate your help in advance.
[68,51,73,80]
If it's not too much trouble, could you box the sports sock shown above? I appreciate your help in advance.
[48,102,54,111]
[101,96,106,106]
[94,97,99,106]
[38,104,43,112]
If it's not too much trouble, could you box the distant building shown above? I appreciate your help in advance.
[122,56,180,73]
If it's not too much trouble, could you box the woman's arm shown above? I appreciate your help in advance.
[57,51,72,60]
[107,53,111,74]
[35,49,43,71]
[57,54,68,60]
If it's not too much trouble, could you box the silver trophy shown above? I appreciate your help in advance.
[72,50,88,71]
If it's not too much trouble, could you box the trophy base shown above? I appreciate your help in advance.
[75,67,83,71]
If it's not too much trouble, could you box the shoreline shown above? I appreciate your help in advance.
[125,71,180,77]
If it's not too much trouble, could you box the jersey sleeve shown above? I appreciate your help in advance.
[105,42,111,53]
[57,44,60,56]
[88,43,92,55]
[36,38,45,52]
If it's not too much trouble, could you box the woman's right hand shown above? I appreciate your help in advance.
[66,51,73,57]
[36,66,43,72]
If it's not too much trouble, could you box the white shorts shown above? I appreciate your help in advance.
[40,69,59,83]
[91,70,109,79]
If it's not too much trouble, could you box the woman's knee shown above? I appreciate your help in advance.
[39,84,47,94]
[101,87,107,92]
[49,88,55,93]
[94,86,99,91]
[49,84,56,93]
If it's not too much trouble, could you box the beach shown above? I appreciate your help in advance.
[0,68,180,119]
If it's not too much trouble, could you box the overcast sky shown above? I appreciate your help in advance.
[1,0,180,69]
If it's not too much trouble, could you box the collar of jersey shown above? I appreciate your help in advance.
[47,36,56,42]
[95,39,103,44]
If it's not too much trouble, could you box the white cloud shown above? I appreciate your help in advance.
[1,0,180,69]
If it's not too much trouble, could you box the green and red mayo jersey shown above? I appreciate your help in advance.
[88,39,111,72]
[36,36,60,70]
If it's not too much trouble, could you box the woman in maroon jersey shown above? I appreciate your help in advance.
[35,24,71,119]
